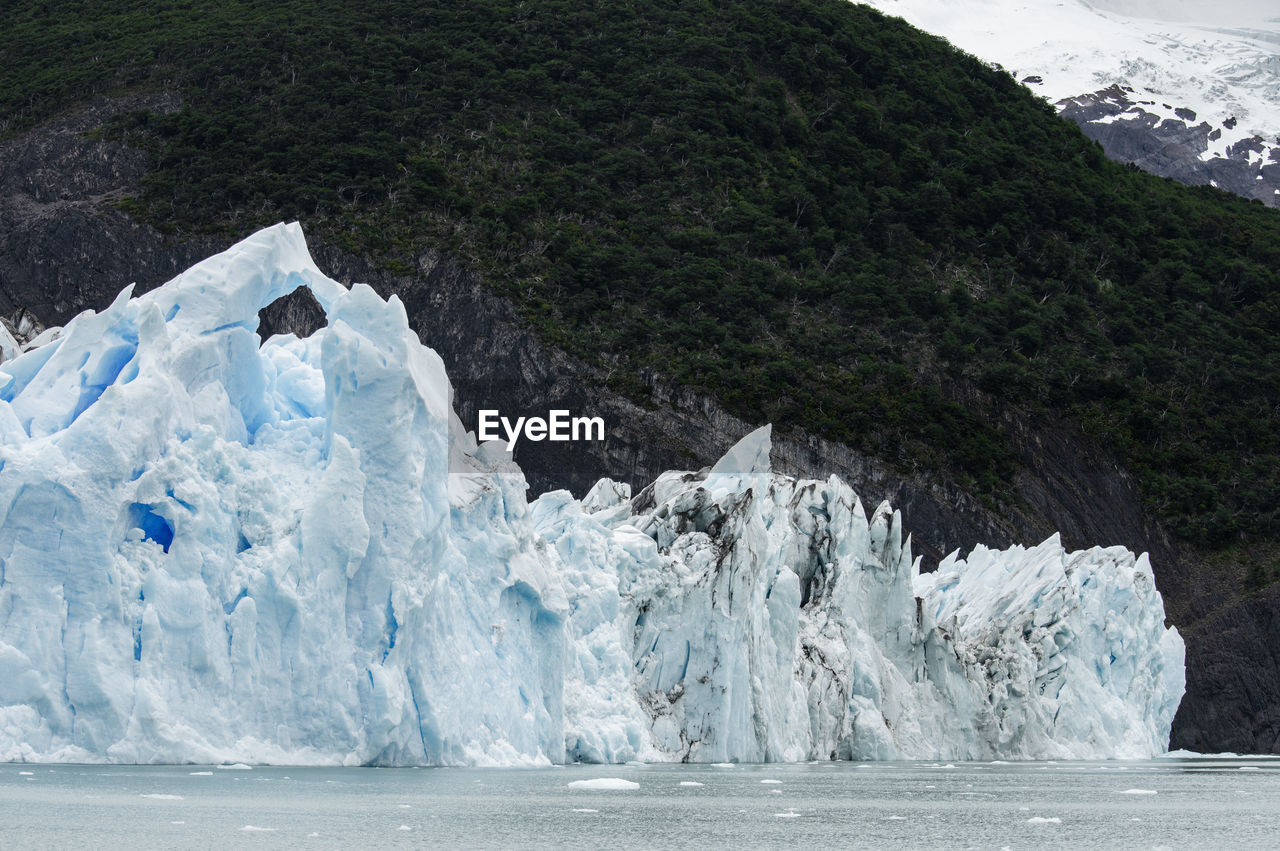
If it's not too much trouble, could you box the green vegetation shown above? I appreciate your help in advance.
[3,0,1279,550]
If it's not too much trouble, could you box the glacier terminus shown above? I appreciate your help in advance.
[0,224,1184,765]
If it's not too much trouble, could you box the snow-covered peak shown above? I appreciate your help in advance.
[860,0,1280,200]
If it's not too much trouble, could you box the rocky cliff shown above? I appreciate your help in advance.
[1059,85,1280,208]
[1,97,1276,753]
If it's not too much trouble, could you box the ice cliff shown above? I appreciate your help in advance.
[0,224,1184,764]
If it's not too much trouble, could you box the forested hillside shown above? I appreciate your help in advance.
[3,0,1279,571]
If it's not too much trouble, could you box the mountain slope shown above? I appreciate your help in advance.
[2,0,1280,750]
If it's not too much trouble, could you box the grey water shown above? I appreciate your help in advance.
[1,757,1276,849]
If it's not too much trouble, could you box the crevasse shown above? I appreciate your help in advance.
[0,224,1184,765]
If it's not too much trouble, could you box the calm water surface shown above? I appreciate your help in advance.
[1,757,1276,848]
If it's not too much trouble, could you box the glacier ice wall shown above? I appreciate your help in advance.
[543,440,1184,761]
[0,224,1184,764]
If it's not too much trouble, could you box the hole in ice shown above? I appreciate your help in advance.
[165,304,180,322]
[257,287,327,341]
[236,532,251,554]
[126,503,174,552]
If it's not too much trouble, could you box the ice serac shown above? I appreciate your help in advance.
[0,223,566,765]
[0,224,1184,764]
[560,430,1184,760]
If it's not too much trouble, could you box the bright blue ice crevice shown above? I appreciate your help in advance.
[126,503,174,553]
[382,590,398,662]
[223,587,248,615]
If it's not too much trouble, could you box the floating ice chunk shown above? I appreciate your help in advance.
[774,810,801,818]
[567,778,639,790]
[1118,789,1158,795]
[140,794,183,800]
[189,771,213,776]
[760,779,783,784]
[240,826,277,832]
[571,808,599,813]
[218,764,253,771]
[1026,817,1061,824]
[679,781,704,787]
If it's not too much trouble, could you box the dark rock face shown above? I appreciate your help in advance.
[1171,583,1280,753]
[2,97,1278,754]
[258,286,327,341]
[0,94,221,324]
[1058,85,1280,207]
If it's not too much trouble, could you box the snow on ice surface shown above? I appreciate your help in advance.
[0,224,1184,765]
[859,0,1280,160]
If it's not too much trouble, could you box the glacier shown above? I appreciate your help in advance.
[0,223,1184,765]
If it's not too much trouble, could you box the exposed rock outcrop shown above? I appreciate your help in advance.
[1059,85,1280,207]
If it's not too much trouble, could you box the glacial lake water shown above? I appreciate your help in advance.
[1,757,1277,849]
